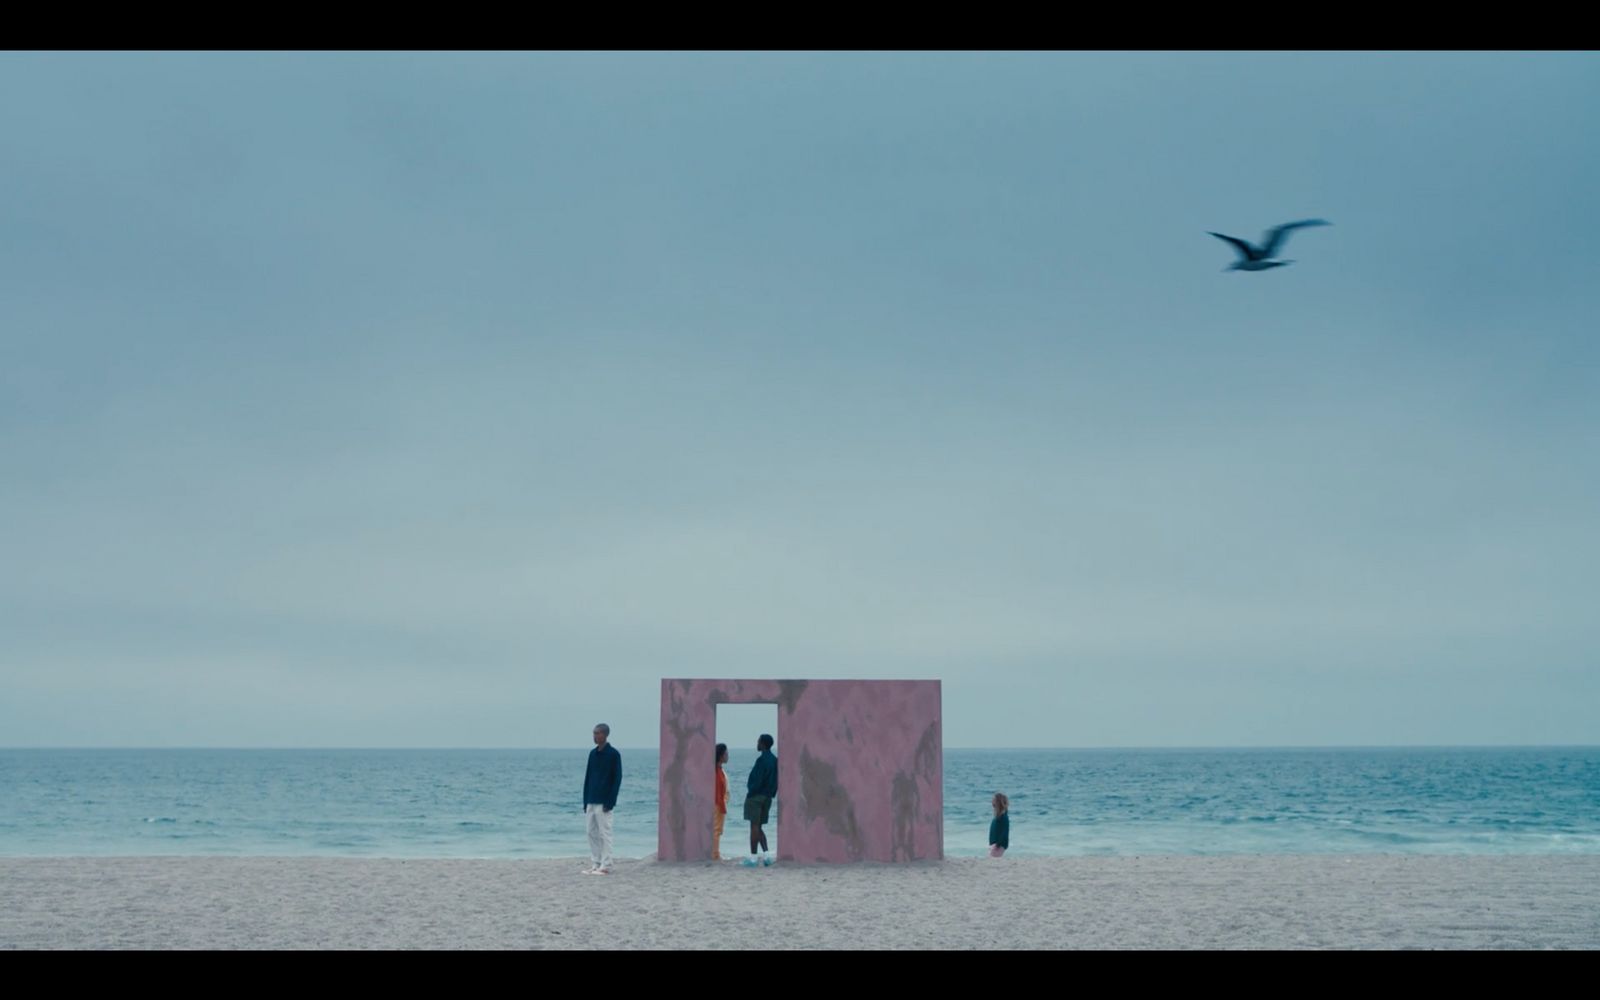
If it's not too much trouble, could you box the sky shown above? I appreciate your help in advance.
[3,51,1597,748]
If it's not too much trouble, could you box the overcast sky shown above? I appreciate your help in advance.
[3,51,1596,748]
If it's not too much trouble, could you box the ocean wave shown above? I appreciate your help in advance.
[7,747,1596,859]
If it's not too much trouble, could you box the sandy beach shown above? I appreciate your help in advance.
[3,854,1597,949]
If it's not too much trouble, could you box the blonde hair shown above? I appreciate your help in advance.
[992,792,1009,816]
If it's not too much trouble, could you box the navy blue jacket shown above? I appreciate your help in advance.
[746,749,778,799]
[583,743,622,811]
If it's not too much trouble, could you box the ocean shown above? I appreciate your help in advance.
[3,746,1597,859]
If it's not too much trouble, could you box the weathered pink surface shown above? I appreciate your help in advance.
[658,679,942,863]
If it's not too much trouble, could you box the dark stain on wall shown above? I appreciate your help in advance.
[914,720,940,780]
[776,680,809,717]
[890,772,919,861]
[798,746,864,861]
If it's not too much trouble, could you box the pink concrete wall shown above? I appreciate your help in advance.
[657,679,942,863]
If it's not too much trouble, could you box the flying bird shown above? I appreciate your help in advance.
[1209,219,1331,271]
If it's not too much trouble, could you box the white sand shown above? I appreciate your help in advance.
[3,854,1597,949]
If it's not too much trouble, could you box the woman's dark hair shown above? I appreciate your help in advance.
[715,742,728,763]
[758,733,774,751]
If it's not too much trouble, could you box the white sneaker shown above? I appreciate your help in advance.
[594,867,611,875]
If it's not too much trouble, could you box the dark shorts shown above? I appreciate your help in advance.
[743,794,772,824]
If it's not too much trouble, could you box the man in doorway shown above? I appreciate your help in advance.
[582,722,622,875]
[743,733,777,867]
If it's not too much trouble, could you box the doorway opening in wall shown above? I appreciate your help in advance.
[714,702,778,862]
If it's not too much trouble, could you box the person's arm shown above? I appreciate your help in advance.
[582,752,593,812]
[605,750,622,811]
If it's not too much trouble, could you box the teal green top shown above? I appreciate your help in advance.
[989,812,1009,849]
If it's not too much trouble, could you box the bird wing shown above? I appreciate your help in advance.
[1259,219,1330,259]
[1208,232,1259,261]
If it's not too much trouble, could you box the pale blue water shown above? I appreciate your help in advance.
[2,747,1597,859]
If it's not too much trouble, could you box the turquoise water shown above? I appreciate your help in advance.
[3,747,1597,858]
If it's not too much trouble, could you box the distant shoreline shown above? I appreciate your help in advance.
[6,744,1598,751]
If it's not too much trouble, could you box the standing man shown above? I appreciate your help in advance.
[743,733,778,867]
[582,722,622,875]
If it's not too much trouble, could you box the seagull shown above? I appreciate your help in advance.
[1209,219,1331,271]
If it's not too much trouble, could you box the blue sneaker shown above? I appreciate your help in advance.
[760,854,775,867]
[741,856,759,867]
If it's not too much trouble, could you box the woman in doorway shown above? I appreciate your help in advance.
[713,743,729,860]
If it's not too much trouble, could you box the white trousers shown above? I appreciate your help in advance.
[585,804,614,869]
